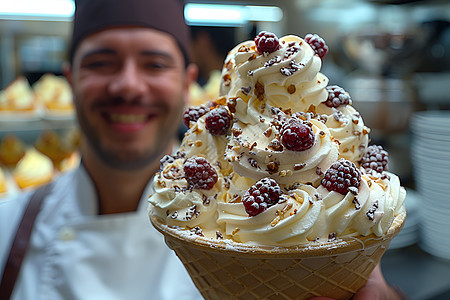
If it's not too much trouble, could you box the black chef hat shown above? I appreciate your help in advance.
[69,0,190,65]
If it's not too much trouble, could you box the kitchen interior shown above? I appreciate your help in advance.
[1,0,450,298]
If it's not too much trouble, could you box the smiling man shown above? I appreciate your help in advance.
[0,0,201,299]
[68,25,196,213]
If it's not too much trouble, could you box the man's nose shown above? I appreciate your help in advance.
[108,59,147,101]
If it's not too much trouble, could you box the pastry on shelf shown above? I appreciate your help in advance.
[12,148,54,190]
[0,133,26,168]
[58,151,81,173]
[0,167,7,196]
[33,73,74,118]
[188,70,221,107]
[34,130,75,171]
[0,76,37,114]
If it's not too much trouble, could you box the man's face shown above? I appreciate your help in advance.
[68,28,191,170]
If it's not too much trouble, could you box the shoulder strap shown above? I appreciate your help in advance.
[0,183,52,299]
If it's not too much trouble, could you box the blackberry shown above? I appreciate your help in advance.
[183,157,218,190]
[325,85,351,108]
[183,105,209,127]
[254,31,280,55]
[205,106,231,135]
[280,117,315,151]
[321,159,361,195]
[243,178,282,216]
[360,145,389,175]
[304,34,328,60]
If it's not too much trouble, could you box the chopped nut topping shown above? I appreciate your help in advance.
[238,45,248,52]
[366,201,379,221]
[215,97,227,106]
[202,194,210,205]
[271,215,281,227]
[271,203,293,227]
[226,60,233,70]
[229,194,241,203]
[307,104,316,114]
[348,186,359,195]
[241,86,251,95]
[279,170,292,177]
[264,56,281,67]
[248,53,257,61]
[222,74,231,86]
[248,157,258,168]
[328,232,337,241]
[280,60,304,76]
[287,84,297,94]
[263,127,273,138]
[294,163,306,170]
[170,211,178,219]
[268,139,283,152]
[316,167,323,175]
[255,82,265,100]
[190,226,204,236]
[353,197,361,210]
[232,127,243,137]
[266,161,280,174]
[227,97,237,113]
[283,108,292,115]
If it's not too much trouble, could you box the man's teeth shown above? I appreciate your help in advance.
[110,114,147,123]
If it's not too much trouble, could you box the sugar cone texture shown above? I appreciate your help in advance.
[150,208,406,300]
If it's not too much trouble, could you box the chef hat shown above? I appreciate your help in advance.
[69,0,190,65]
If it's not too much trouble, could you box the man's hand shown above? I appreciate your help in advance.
[310,264,404,300]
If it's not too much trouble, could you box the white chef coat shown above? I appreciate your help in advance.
[0,165,202,300]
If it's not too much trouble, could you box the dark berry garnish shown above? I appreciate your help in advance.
[205,106,231,135]
[321,159,362,195]
[325,85,351,108]
[183,157,218,190]
[243,178,282,216]
[254,31,280,55]
[183,105,209,127]
[304,34,328,60]
[360,145,389,175]
[280,117,315,151]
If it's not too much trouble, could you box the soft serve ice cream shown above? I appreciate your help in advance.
[149,32,406,247]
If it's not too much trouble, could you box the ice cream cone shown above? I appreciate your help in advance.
[150,208,405,300]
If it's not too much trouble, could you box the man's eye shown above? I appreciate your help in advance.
[85,61,113,69]
[145,62,168,69]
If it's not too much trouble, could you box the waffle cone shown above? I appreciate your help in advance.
[150,208,406,300]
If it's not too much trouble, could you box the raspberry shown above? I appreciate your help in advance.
[243,178,282,216]
[183,157,218,190]
[360,145,389,175]
[325,85,351,108]
[254,31,280,55]
[304,34,328,60]
[183,105,209,127]
[205,106,231,135]
[280,117,315,151]
[321,159,361,195]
